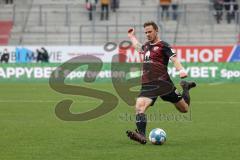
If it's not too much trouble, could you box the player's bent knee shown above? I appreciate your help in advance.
[135,106,145,113]
[136,98,143,104]
[135,103,145,113]
[135,107,144,114]
[135,98,148,113]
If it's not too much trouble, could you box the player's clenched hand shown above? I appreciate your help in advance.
[179,69,188,79]
[128,28,135,38]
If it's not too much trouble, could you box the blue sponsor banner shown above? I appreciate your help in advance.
[15,47,35,63]
[229,45,240,62]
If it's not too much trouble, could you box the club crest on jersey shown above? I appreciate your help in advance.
[153,46,159,51]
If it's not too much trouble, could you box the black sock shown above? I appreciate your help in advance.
[136,113,147,136]
[182,89,190,105]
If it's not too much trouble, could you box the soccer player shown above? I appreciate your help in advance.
[126,21,196,144]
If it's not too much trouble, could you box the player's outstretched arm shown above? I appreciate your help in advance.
[171,56,188,79]
[128,28,143,52]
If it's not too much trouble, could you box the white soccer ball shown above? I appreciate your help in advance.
[149,128,167,145]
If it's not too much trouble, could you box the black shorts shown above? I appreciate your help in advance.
[138,81,182,106]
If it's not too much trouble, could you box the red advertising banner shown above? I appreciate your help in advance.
[119,46,235,63]
[173,46,234,62]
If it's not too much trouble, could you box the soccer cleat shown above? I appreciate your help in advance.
[180,80,196,90]
[126,130,147,144]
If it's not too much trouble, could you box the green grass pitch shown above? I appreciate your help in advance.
[0,83,239,160]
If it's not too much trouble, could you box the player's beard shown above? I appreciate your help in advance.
[148,35,158,44]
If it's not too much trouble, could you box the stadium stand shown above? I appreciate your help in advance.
[0,0,239,45]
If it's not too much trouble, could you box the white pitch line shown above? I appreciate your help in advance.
[208,82,225,86]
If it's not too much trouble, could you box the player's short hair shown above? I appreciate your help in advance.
[143,21,158,31]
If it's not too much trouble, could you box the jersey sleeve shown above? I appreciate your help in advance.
[162,42,176,58]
